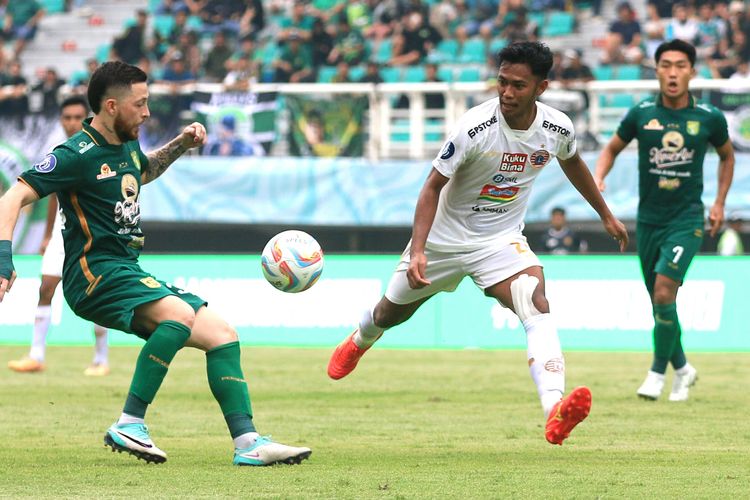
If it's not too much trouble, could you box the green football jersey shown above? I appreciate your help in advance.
[616,94,729,225]
[19,118,149,296]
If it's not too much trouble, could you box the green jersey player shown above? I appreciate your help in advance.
[595,40,735,402]
[0,61,311,466]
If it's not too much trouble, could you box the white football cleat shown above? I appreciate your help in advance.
[669,363,697,401]
[637,371,665,400]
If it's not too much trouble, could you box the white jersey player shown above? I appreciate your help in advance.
[8,96,110,376]
[328,41,629,446]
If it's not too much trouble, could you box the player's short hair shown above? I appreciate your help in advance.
[655,39,696,67]
[497,41,554,80]
[87,61,148,114]
[551,207,566,216]
[60,94,90,114]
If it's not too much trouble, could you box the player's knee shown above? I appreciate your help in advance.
[214,322,238,344]
[169,305,196,330]
[510,274,548,322]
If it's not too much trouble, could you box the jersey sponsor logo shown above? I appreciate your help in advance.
[686,121,700,136]
[439,141,455,159]
[492,173,518,184]
[499,152,527,172]
[649,131,695,168]
[140,277,161,288]
[131,151,141,171]
[467,114,498,138]
[78,141,94,154]
[471,205,508,214]
[96,163,117,180]
[658,176,681,190]
[33,154,57,173]
[542,120,570,137]
[478,184,520,203]
[643,118,664,130]
[529,149,550,168]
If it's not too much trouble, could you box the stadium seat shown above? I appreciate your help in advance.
[697,65,712,78]
[458,38,486,64]
[592,65,614,80]
[457,66,482,82]
[153,15,175,39]
[317,66,337,83]
[615,64,641,80]
[374,39,393,64]
[433,39,459,63]
[543,12,575,37]
[489,38,507,57]
[391,118,410,142]
[186,15,204,32]
[95,43,111,63]
[349,65,366,82]
[437,66,454,82]
[148,0,162,12]
[69,69,89,86]
[380,66,402,83]
[402,65,426,82]
[41,0,65,14]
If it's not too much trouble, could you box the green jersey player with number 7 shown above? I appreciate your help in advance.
[595,40,735,402]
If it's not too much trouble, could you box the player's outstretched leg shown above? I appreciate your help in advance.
[545,386,592,445]
[234,437,312,466]
[104,422,167,464]
[669,362,697,401]
[327,330,373,380]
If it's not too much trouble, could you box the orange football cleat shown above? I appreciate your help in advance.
[545,386,592,445]
[84,363,110,376]
[327,331,371,380]
[8,357,45,373]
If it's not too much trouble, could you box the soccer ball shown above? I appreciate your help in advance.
[261,230,324,293]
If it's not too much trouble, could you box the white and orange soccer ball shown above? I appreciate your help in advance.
[261,230,324,293]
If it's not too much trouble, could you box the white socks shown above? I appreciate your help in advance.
[29,305,52,362]
[675,362,693,376]
[93,324,109,365]
[524,313,565,417]
[117,413,144,426]
[353,307,384,349]
[233,431,261,450]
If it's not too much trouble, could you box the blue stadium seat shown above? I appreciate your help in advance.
[402,65,426,82]
[615,64,641,80]
[380,66,402,83]
[457,66,482,82]
[41,0,65,13]
[543,12,575,37]
[433,39,459,63]
[592,65,614,80]
[317,66,337,83]
[153,15,175,39]
[374,39,393,64]
[489,38,507,57]
[458,38,486,64]
[437,66,454,82]
[96,43,111,63]
[349,65,366,82]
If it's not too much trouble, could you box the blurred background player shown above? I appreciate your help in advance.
[595,39,735,402]
[328,41,629,446]
[540,206,588,254]
[717,214,744,256]
[8,95,110,376]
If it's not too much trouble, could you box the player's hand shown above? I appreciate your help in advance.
[180,122,207,150]
[603,215,629,252]
[406,251,431,289]
[594,175,606,192]
[708,202,724,237]
[0,271,16,302]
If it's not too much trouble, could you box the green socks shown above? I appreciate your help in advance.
[651,303,680,374]
[124,320,191,417]
[206,341,256,438]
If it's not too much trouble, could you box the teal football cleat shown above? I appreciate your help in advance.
[104,422,167,464]
[233,436,311,466]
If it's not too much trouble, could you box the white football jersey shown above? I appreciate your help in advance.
[427,97,577,251]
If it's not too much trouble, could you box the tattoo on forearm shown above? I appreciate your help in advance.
[145,137,186,182]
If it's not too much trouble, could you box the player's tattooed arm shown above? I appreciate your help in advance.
[143,137,186,184]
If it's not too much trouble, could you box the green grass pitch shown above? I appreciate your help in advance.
[0,346,748,498]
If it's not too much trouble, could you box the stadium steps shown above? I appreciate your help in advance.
[19,0,147,81]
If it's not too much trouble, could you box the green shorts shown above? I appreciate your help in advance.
[65,261,206,339]
[636,218,704,296]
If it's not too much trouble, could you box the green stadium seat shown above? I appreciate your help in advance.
[153,15,175,39]
[374,39,393,64]
[615,64,641,80]
[380,66,402,83]
[543,12,575,37]
[457,66,481,82]
[41,0,65,13]
[402,65,426,82]
[593,65,614,80]
[458,38,486,64]
[317,65,337,83]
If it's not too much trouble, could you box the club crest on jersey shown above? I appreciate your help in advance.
[439,141,455,160]
[33,154,57,173]
[643,119,664,130]
[686,121,700,136]
[130,151,141,171]
[498,152,527,172]
[478,184,520,203]
[96,163,116,180]
[529,149,550,168]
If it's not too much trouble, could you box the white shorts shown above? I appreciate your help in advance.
[40,215,64,278]
[385,234,542,305]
